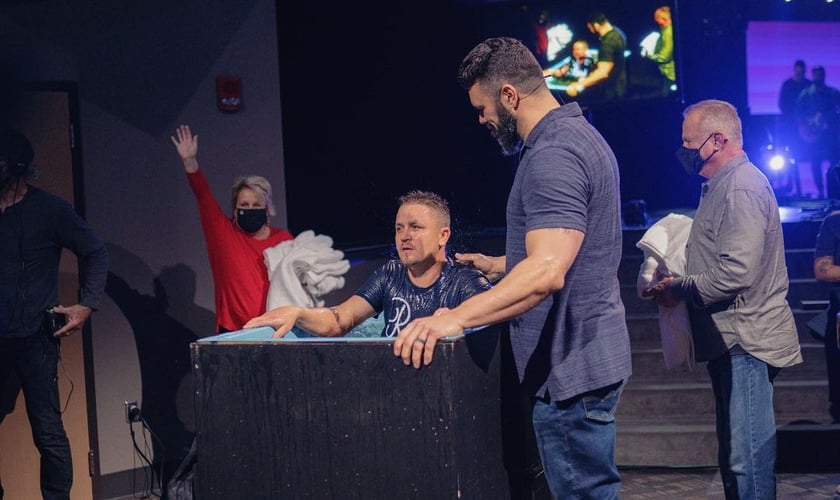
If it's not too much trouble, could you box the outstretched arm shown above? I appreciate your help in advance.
[567,61,613,96]
[244,295,376,338]
[396,227,584,368]
[170,124,199,173]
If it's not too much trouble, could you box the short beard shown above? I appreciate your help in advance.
[494,103,522,157]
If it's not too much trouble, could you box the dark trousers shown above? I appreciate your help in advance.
[0,334,72,500]
[826,291,840,422]
[827,331,840,423]
[802,137,839,198]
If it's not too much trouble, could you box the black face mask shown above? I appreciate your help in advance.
[675,133,715,175]
[236,208,267,234]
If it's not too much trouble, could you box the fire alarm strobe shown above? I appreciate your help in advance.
[216,76,242,112]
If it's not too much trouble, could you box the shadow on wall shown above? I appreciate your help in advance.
[105,243,215,492]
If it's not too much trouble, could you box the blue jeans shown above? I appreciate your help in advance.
[0,334,72,500]
[707,352,780,500]
[531,380,625,500]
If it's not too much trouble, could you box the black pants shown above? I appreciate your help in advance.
[825,290,840,422]
[0,334,72,499]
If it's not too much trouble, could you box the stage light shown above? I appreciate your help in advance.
[769,154,787,171]
[760,144,796,173]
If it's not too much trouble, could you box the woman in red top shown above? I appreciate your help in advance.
[171,125,293,332]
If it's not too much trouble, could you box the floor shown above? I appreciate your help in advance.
[108,469,840,500]
[620,467,840,499]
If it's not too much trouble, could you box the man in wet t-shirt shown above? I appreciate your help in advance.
[245,190,491,337]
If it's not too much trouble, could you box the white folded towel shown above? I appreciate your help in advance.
[264,230,351,309]
[636,213,695,370]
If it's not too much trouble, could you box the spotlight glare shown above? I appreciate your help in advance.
[768,154,787,171]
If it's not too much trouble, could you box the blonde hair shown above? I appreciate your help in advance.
[231,175,276,216]
[683,99,743,146]
[398,190,451,227]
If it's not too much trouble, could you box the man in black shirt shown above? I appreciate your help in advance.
[0,129,108,499]
[795,65,840,198]
[566,12,627,102]
[777,60,811,196]
[813,211,840,424]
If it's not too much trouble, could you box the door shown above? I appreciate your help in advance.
[0,84,94,500]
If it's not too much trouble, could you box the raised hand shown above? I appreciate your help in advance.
[170,124,200,173]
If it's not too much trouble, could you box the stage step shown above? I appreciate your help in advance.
[625,310,825,346]
[616,419,840,469]
[619,379,828,420]
[616,418,717,466]
[628,343,827,382]
[625,309,822,350]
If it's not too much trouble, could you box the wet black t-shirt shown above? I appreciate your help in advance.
[355,258,492,337]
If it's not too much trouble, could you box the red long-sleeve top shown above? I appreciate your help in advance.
[188,169,293,332]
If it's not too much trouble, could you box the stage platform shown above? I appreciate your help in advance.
[629,198,838,228]
[320,197,839,472]
[619,198,839,257]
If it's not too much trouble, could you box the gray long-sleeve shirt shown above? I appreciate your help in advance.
[672,154,802,367]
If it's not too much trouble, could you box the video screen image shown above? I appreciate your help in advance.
[467,0,680,108]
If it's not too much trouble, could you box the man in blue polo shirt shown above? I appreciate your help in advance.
[394,37,631,499]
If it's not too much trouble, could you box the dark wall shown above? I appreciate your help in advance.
[675,0,749,109]
[277,1,514,249]
[277,0,749,248]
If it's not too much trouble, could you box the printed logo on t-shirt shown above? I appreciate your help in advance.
[384,297,411,337]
